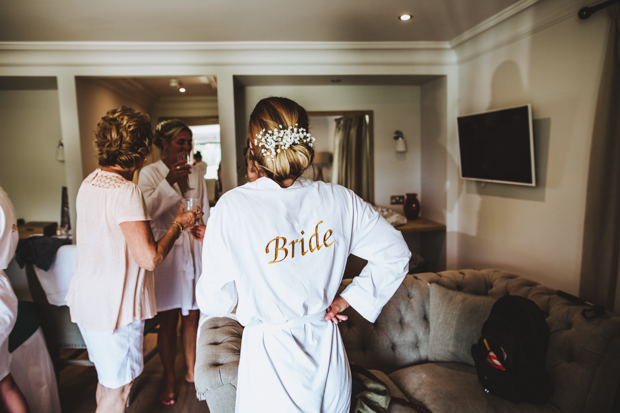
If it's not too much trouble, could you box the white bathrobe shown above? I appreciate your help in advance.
[138,160,209,314]
[196,177,411,413]
[1,186,61,412]
[0,186,19,381]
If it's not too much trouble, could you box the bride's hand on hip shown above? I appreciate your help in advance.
[325,296,350,325]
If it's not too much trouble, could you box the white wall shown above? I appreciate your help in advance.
[0,89,66,222]
[243,85,421,210]
[452,1,610,293]
[0,88,66,297]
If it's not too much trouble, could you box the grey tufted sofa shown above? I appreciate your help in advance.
[194,269,620,413]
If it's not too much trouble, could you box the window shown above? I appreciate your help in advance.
[189,124,221,180]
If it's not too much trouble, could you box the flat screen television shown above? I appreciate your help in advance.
[457,104,536,187]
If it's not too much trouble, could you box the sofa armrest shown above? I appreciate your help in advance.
[195,316,243,410]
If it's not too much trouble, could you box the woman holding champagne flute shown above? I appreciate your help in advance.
[137,119,209,405]
[66,107,202,412]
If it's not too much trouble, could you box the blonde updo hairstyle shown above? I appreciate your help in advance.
[247,97,314,185]
[153,119,192,155]
[95,106,153,168]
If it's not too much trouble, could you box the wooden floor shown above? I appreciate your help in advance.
[57,329,209,413]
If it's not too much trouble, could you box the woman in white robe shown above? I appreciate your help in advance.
[0,185,29,412]
[196,97,411,413]
[138,120,209,405]
[193,151,208,178]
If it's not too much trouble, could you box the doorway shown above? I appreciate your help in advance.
[308,111,374,204]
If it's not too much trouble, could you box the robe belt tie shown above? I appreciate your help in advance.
[245,311,326,330]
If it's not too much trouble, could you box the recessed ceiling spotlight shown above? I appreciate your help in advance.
[179,87,186,93]
[399,14,412,21]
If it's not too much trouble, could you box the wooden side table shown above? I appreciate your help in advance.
[343,217,447,278]
[396,217,446,273]
[395,217,446,233]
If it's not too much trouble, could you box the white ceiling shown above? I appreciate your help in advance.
[0,0,532,104]
[1,0,520,43]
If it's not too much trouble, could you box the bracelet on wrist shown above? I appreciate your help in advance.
[171,221,184,233]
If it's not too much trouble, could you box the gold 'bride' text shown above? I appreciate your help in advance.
[265,221,334,264]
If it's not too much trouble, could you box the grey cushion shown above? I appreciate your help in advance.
[427,283,496,365]
[389,362,561,413]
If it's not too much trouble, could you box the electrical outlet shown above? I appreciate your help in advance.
[390,195,404,205]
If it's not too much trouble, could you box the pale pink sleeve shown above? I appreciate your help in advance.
[113,184,152,224]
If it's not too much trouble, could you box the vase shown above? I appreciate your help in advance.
[404,193,420,220]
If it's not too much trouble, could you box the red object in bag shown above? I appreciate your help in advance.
[485,350,506,371]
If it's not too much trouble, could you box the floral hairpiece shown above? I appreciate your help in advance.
[156,120,169,132]
[254,124,315,160]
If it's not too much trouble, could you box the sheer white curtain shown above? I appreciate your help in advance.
[333,116,371,202]
[579,5,620,314]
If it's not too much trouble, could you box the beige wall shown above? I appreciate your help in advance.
[452,3,610,293]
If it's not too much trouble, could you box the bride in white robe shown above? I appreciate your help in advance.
[196,97,410,413]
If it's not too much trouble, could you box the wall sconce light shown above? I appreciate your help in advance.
[56,139,65,162]
[394,130,407,153]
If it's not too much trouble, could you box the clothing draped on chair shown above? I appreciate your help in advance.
[333,115,371,202]
[579,5,620,314]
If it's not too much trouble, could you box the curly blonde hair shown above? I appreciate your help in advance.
[247,97,314,184]
[95,106,152,168]
[153,119,192,154]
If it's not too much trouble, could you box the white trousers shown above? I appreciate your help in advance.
[78,319,145,389]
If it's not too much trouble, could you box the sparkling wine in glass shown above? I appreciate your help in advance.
[181,197,201,230]
[177,152,194,191]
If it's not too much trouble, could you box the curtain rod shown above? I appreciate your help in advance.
[578,0,620,19]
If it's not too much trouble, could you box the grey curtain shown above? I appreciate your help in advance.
[580,6,620,314]
[333,116,370,202]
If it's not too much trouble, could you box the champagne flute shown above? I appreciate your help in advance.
[177,152,194,191]
[181,197,202,231]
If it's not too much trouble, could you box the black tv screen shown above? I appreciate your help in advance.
[457,105,536,186]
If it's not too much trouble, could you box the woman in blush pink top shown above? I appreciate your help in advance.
[65,106,203,413]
